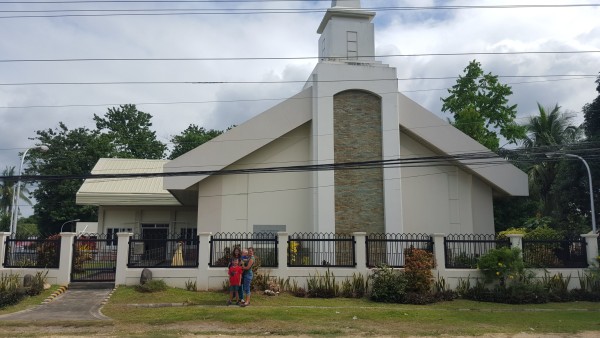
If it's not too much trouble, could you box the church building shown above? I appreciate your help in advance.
[77,0,528,239]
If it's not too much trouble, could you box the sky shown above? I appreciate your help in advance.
[1,0,599,214]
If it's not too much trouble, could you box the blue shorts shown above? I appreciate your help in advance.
[229,285,240,292]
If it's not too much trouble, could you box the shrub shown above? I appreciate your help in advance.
[541,272,572,302]
[185,279,197,292]
[135,279,167,293]
[369,265,407,303]
[404,248,435,294]
[340,273,367,298]
[477,247,524,286]
[306,269,338,298]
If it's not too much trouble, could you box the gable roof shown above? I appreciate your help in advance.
[163,87,313,191]
[397,93,528,196]
[76,158,180,206]
[163,87,527,197]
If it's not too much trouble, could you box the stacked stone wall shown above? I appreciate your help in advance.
[333,90,384,234]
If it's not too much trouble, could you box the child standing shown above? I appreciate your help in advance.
[227,258,243,305]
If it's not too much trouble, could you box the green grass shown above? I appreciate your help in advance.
[2,286,600,336]
[100,287,600,336]
[0,286,57,315]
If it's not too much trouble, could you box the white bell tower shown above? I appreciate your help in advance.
[308,0,404,234]
[318,0,375,62]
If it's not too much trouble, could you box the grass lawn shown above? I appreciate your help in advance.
[100,287,600,337]
[2,286,600,337]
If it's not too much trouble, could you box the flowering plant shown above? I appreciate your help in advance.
[477,247,524,286]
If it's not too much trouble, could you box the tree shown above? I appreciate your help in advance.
[523,104,582,218]
[94,104,166,159]
[582,73,600,141]
[0,166,33,231]
[441,60,526,151]
[25,123,111,233]
[169,124,223,159]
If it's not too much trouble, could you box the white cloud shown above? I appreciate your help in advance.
[0,0,598,174]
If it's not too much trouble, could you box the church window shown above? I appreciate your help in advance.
[347,31,358,59]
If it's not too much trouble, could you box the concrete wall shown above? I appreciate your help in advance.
[2,232,598,292]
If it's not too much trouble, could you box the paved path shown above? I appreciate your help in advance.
[0,289,112,321]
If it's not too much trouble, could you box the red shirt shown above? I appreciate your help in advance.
[228,265,243,286]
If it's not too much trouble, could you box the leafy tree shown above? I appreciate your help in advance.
[94,104,166,159]
[169,124,223,159]
[25,123,111,233]
[441,60,526,151]
[582,74,600,141]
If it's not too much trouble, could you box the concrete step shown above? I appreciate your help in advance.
[68,282,115,290]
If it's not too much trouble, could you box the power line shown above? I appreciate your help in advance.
[0,3,599,19]
[2,51,600,63]
[4,146,600,182]
[0,74,595,87]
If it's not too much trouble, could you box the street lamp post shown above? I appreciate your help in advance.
[10,145,49,236]
[60,219,81,233]
[546,153,597,234]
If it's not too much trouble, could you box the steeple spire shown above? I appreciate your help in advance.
[332,0,360,8]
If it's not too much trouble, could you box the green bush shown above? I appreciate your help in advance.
[477,247,524,286]
[369,265,408,303]
[135,279,167,293]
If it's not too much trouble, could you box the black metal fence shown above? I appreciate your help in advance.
[71,234,118,282]
[444,234,510,269]
[522,236,588,268]
[3,233,61,268]
[128,233,199,268]
[366,233,433,268]
[288,232,355,267]
[209,232,278,267]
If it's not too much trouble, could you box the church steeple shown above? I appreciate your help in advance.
[332,0,361,8]
[317,0,375,62]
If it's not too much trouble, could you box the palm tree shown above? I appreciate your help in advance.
[523,103,580,148]
[523,103,582,215]
[0,166,32,230]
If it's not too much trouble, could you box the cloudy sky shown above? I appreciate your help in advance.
[1,0,599,173]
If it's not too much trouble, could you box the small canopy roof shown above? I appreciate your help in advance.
[76,158,180,206]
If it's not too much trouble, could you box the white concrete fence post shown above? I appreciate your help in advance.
[352,232,368,276]
[582,233,599,267]
[0,232,9,267]
[58,232,76,285]
[115,232,132,285]
[431,233,446,273]
[506,234,523,251]
[197,232,212,290]
[277,232,289,279]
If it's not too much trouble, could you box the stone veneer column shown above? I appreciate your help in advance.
[334,90,384,234]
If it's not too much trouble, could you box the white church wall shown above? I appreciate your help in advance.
[399,132,495,235]
[471,176,495,234]
[198,124,312,234]
[98,206,197,234]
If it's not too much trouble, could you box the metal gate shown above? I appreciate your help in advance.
[71,234,117,282]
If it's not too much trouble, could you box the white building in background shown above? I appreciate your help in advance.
[76,0,528,240]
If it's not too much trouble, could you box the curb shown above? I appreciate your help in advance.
[100,285,118,305]
[42,285,68,304]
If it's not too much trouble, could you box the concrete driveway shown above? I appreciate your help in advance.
[0,289,112,321]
